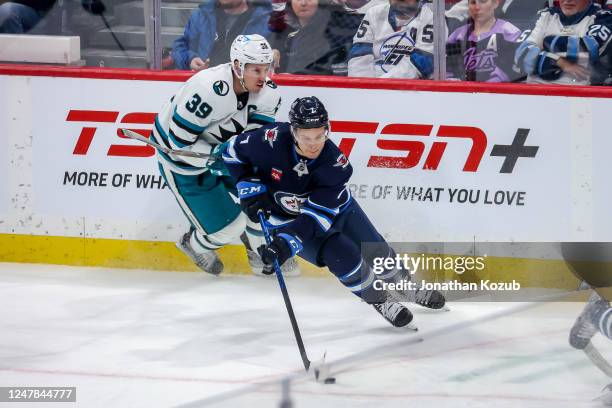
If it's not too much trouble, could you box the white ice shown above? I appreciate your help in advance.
[0,262,609,408]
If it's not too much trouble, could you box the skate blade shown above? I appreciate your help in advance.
[405,323,418,332]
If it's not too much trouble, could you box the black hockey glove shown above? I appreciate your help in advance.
[237,179,274,223]
[257,233,303,271]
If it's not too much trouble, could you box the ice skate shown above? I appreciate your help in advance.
[595,383,612,406]
[372,301,414,328]
[176,230,223,275]
[569,291,609,350]
[412,287,446,310]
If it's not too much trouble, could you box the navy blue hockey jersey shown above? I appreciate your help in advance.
[222,122,353,242]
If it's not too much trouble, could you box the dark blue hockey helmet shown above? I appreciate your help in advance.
[288,96,329,130]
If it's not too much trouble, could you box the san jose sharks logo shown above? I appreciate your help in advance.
[213,80,229,96]
[208,118,245,142]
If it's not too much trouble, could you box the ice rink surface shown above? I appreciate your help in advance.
[0,262,610,408]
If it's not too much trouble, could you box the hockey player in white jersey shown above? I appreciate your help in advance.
[151,34,299,276]
[347,0,435,78]
[514,0,612,85]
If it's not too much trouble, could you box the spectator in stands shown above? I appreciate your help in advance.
[171,0,272,71]
[446,0,546,33]
[0,0,55,33]
[514,0,612,85]
[269,0,361,75]
[592,0,612,84]
[446,0,521,82]
[347,0,435,78]
[446,0,545,83]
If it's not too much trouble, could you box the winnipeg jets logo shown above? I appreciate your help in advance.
[264,128,278,147]
[274,191,308,215]
[293,160,309,177]
[333,153,349,168]
[379,32,416,72]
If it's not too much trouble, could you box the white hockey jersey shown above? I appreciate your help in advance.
[152,63,281,175]
[348,2,435,78]
[515,5,612,85]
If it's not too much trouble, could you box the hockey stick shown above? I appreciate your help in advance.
[258,211,334,383]
[119,128,211,159]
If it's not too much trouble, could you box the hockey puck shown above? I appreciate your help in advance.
[324,377,336,384]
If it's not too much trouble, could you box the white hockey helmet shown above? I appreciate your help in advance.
[230,34,274,76]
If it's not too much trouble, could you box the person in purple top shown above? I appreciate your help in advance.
[446,0,521,82]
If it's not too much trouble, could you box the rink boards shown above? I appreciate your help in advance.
[1,65,612,285]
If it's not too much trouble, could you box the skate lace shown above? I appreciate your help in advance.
[194,250,217,268]
[379,302,404,320]
[574,294,608,339]
[575,319,596,339]
[414,289,434,306]
[246,249,264,268]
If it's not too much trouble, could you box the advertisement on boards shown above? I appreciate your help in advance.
[0,74,606,242]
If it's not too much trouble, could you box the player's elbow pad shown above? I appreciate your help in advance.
[535,52,562,81]
[410,49,434,78]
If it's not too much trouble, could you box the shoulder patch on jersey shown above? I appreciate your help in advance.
[333,153,349,169]
[213,80,230,96]
[271,167,283,182]
[264,127,278,147]
[266,80,277,89]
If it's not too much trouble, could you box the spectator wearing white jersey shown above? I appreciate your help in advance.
[348,0,436,78]
[514,0,612,85]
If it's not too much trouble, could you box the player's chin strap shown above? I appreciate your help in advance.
[232,65,248,93]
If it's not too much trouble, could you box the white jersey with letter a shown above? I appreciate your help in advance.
[348,2,434,78]
[152,63,281,175]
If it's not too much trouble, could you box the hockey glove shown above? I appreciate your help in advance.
[206,143,230,177]
[237,179,274,223]
[257,233,302,271]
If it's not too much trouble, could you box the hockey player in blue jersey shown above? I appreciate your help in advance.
[221,96,445,327]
